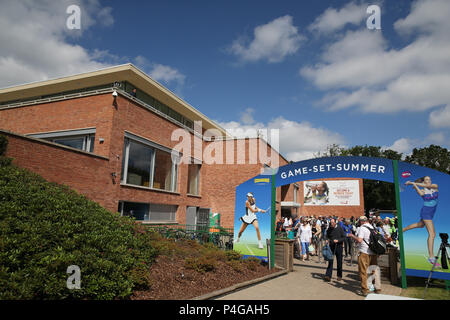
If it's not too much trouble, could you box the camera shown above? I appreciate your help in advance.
[439,233,448,246]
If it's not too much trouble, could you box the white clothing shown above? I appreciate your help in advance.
[299,225,312,243]
[356,223,375,255]
[241,202,258,224]
[382,224,391,237]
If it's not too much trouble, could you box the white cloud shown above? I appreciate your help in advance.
[429,105,450,128]
[384,138,414,154]
[0,0,114,88]
[308,2,368,34]
[383,132,448,156]
[148,64,186,85]
[301,0,450,120]
[218,112,345,161]
[229,15,304,63]
[425,132,446,144]
[0,1,185,93]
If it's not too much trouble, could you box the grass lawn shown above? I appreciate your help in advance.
[233,242,267,257]
[400,276,450,300]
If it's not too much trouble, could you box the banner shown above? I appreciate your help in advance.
[303,179,360,206]
[233,175,272,260]
[275,156,394,187]
[398,161,450,280]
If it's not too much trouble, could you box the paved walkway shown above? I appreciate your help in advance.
[217,255,402,300]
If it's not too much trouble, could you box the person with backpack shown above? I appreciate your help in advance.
[348,216,383,296]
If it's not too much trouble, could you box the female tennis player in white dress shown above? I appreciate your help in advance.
[235,192,266,249]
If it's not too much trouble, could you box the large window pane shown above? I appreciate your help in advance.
[153,149,175,191]
[122,202,150,221]
[52,137,85,150]
[187,164,200,195]
[126,141,152,187]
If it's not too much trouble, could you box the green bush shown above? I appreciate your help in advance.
[225,250,242,261]
[0,164,157,299]
[184,256,216,273]
[243,257,261,271]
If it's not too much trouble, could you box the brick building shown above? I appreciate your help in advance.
[0,64,362,229]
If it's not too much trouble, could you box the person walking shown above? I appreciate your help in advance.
[324,218,345,282]
[348,216,381,296]
[299,219,312,261]
[342,219,353,259]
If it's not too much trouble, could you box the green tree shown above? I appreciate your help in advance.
[405,145,450,174]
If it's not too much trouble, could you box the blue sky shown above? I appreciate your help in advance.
[1,0,449,161]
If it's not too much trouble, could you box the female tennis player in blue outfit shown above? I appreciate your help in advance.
[402,176,440,266]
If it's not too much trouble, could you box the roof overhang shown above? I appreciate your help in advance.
[0,64,228,136]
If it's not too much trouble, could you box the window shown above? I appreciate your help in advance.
[294,185,299,203]
[28,128,95,152]
[125,140,153,187]
[187,164,200,195]
[118,201,177,222]
[121,132,179,192]
[119,201,150,221]
[153,149,175,191]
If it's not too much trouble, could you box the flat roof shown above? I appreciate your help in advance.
[0,63,228,136]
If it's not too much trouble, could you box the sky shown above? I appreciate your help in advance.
[1,0,449,161]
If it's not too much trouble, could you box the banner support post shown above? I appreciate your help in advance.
[270,170,276,269]
[393,160,408,289]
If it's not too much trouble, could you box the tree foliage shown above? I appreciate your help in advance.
[405,145,450,175]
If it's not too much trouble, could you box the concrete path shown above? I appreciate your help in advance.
[217,256,402,300]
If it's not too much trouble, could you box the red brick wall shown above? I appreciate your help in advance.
[202,138,288,228]
[0,94,290,229]
[3,132,118,211]
[0,95,115,157]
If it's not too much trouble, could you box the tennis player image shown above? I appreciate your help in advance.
[304,181,329,205]
[235,192,267,249]
[402,176,440,266]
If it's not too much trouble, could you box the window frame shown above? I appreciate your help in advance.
[28,128,96,153]
[118,201,178,224]
[187,160,201,196]
[121,132,180,193]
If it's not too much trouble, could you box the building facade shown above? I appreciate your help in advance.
[0,64,299,229]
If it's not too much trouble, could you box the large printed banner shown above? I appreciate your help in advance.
[304,179,360,206]
[398,161,450,280]
[233,175,272,260]
[275,156,394,187]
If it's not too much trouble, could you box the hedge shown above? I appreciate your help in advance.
[0,158,157,299]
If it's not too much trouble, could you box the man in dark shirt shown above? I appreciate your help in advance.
[324,218,346,282]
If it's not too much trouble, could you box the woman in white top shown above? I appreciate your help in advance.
[299,220,312,261]
[235,192,266,249]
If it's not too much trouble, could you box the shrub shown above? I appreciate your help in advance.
[0,164,157,299]
[184,256,216,273]
[225,250,242,261]
[243,257,261,271]
[226,260,243,272]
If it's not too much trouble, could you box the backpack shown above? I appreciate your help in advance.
[363,225,387,255]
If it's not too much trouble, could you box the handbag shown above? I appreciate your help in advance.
[322,243,334,261]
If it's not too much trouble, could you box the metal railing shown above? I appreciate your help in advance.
[145,224,234,250]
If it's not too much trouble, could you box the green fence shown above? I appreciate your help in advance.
[145,224,234,250]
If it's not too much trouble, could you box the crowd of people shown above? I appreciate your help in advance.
[275,213,399,296]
